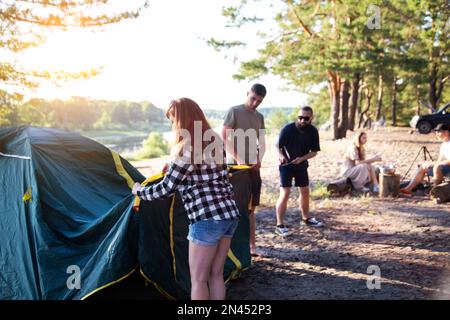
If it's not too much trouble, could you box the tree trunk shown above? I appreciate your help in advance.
[358,84,364,115]
[428,62,448,111]
[363,117,372,129]
[358,87,372,128]
[375,74,384,121]
[415,85,421,116]
[429,64,438,111]
[328,72,341,140]
[338,79,350,138]
[348,72,361,131]
[391,76,397,127]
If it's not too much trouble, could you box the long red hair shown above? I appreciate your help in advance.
[166,98,220,160]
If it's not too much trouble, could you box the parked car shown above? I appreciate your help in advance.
[410,102,450,134]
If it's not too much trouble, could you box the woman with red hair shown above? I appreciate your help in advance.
[132,98,240,300]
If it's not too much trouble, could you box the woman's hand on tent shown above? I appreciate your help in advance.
[162,163,169,174]
[132,182,142,195]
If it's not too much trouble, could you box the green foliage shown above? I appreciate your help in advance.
[266,109,291,133]
[12,97,169,132]
[134,132,169,160]
[306,87,330,127]
[0,106,12,126]
[311,182,331,200]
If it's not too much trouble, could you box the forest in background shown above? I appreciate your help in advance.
[208,0,450,139]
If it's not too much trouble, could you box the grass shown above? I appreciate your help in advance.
[310,182,331,200]
[314,198,335,209]
[340,193,374,207]
[259,187,279,207]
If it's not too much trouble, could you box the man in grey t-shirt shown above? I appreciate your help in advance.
[222,83,266,257]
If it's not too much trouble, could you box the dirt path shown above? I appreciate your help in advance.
[227,198,450,299]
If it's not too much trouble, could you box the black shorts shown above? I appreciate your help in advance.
[279,165,309,188]
[249,169,262,206]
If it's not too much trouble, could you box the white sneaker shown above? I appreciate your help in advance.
[360,186,370,193]
[373,185,380,193]
[275,225,291,237]
[303,217,324,228]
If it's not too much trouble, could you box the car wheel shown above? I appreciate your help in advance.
[417,120,432,134]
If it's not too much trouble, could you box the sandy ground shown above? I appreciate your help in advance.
[133,127,450,300]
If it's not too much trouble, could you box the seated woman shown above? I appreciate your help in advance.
[341,131,382,193]
[400,124,450,195]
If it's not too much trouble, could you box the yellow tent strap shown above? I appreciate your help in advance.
[23,187,32,203]
[228,165,252,170]
[169,195,177,281]
[139,268,176,300]
[225,249,244,284]
[81,267,137,300]
[111,151,135,189]
[133,172,166,211]
[142,172,165,186]
[225,267,249,284]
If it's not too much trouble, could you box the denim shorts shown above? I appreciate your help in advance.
[427,165,450,177]
[187,218,239,246]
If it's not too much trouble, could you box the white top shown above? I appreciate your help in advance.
[440,140,450,160]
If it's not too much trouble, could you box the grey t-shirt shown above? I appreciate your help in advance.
[223,104,265,164]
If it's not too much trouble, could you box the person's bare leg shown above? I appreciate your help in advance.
[276,187,291,226]
[403,168,427,192]
[189,241,217,300]
[249,207,257,254]
[368,164,379,185]
[209,237,232,300]
[433,165,444,185]
[299,187,310,220]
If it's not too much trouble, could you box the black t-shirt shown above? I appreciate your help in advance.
[278,122,320,169]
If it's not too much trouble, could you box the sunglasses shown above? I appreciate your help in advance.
[298,116,311,122]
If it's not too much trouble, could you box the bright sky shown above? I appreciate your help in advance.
[20,0,307,110]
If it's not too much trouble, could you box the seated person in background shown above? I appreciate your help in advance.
[341,131,382,193]
[400,124,450,195]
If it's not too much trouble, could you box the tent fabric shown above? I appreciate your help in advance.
[0,126,252,300]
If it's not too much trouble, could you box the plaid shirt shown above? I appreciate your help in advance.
[136,153,240,224]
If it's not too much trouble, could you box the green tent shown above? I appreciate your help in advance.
[0,126,252,300]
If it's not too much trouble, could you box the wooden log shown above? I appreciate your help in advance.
[379,173,400,197]
[429,183,450,203]
[327,177,352,195]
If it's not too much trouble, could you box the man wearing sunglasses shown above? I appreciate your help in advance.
[275,106,324,237]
